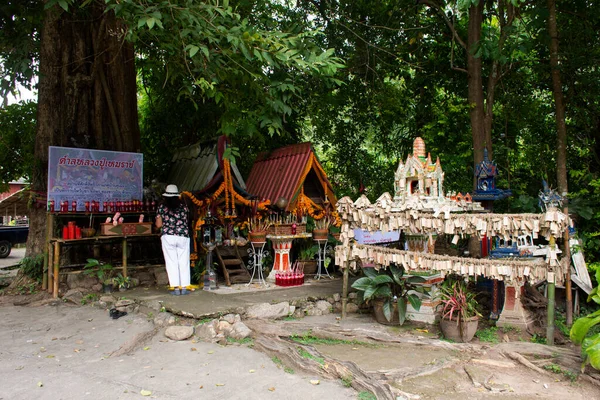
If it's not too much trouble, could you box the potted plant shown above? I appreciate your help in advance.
[114,274,131,292]
[247,215,271,244]
[83,258,115,293]
[312,216,330,240]
[351,263,426,325]
[438,279,481,342]
[296,240,319,275]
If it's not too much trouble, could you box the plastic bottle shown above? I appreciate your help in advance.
[203,268,210,291]
[209,268,217,290]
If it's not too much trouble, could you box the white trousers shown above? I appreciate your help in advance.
[161,235,191,288]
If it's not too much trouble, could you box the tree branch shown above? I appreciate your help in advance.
[417,0,467,50]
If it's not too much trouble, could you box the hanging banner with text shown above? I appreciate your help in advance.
[47,146,143,211]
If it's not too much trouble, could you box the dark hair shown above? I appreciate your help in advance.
[163,196,182,210]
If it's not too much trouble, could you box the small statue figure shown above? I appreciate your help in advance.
[538,180,563,211]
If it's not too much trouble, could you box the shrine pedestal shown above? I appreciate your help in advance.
[496,282,534,331]
[407,299,441,324]
[266,233,311,282]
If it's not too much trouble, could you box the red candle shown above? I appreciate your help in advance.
[68,224,75,239]
[71,201,77,212]
[76,226,81,239]
[62,226,69,239]
[103,202,108,212]
[85,201,90,212]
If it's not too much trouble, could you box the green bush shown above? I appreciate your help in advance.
[19,255,44,283]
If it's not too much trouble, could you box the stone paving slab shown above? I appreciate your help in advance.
[127,277,347,318]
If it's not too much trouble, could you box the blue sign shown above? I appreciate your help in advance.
[47,146,143,211]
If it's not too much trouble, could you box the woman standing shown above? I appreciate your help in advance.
[155,184,190,295]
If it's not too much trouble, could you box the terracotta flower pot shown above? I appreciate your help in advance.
[372,298,400,326]
[249,231,267,244]
[312,228,328,241]
[298,260,318,275]
[440,316,479,342]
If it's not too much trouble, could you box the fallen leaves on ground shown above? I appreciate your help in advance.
[140,389,152,396]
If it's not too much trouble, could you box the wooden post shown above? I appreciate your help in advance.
[42,251,48,291]
[53,241,60,298]
[122,237,128,277]
[341,245,351,319]
[47,241,53,294]
[42,213,53,290]
[546,236,556,345]
[563,205,572,326]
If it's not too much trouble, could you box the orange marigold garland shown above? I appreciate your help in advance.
[294,191,341,227]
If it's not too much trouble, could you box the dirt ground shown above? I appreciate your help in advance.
[0,292,598,400]
[0,301,354,400]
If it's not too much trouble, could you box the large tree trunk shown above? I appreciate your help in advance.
[547,0,572,326]
[27,2,140,257]
[467,1,487,189]
[547,0,568,194]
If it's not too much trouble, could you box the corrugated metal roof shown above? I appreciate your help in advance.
[167,140,246,192]
[0,188,29,216]
[246,142,335,210]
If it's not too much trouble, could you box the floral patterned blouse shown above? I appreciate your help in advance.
[157,203,190,238]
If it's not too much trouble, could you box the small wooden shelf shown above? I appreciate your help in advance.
[45,210,161,299]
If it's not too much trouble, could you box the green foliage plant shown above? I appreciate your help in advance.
[83,258,114,285]
[297,348,325,365]
[543,363,578,382]
[113,274,131,289]
[0,101,36,189]
[19,254,44,283]
[351,263,425,325]
[530,334,547,345]
[475,326,499,343]
[298,241,319,260]
[570,266,600,371]
[271,356,283,367]
[358,392,377,400]
[340,375,353,387]
[80,293,99,305]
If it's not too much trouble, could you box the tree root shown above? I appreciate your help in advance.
[580,374,600,388]
[253,335,400,400]
[109,328,159,358]
[505,351,549,375]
